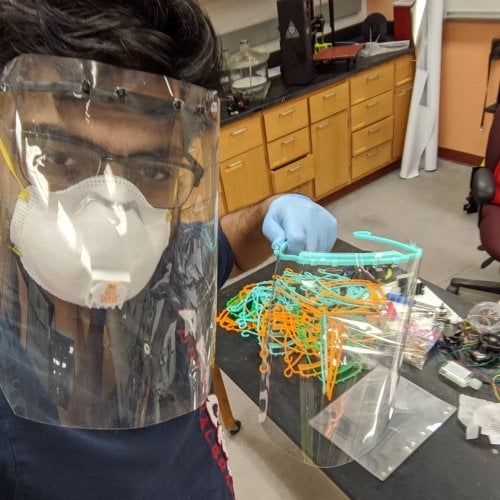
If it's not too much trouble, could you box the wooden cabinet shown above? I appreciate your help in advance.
[263,97,308,142]
[393,53,415,159]
[350,61,396,181]
[309,80,351,198]
[351,90,393,132]
[271,154,314,192]
[263,96,313,195]
[267,127,310,169]
[352,140,392,179]
[220,114,263,160]
[350,61,395,105]
[218,53,414,212]
[219,114,271,212]
[352,115,394,156]
[309,80,349,122]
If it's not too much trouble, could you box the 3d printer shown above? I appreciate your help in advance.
[277,0,363,86]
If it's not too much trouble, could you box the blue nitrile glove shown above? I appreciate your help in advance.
[262,194,337,254]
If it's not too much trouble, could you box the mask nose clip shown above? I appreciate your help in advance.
[100,157,128,179]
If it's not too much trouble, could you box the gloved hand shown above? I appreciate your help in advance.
[262,194,337,254]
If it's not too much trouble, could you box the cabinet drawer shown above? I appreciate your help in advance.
[292,180,315,199]
[267,126,310,170]
[220,114,263,162]
[352,116,394,156]
[309,80,349,123]
[271,154,314,193]
[263,97,309,142]
[220,145,271,212]
[395,54,415,86]
[350,61,394,105]
[352,141,392,180]
[351,89,393,132]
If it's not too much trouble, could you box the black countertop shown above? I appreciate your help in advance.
[220,48,414,125]
[216,240,499,500]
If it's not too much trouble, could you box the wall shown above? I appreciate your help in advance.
[440,21,500,159]
[201,0,365,53]
[366,0,393,19]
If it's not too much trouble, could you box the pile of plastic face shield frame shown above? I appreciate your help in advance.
[219,231,435,468]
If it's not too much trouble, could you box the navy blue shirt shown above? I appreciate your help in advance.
[0,228,235,500]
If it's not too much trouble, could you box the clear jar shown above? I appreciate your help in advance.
[219,49,231,93]
[227,40,270,99]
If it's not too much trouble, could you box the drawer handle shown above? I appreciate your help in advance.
[226,159,243,170]
[323,91,337,100]
[316,121,331,130]
[366,73,380,82]
[367,149,379,158]
[281,136,297,146]
[279,108,296,117]
[367,125,382,134]
[230,127,248,137]
[398,88,412,95]
[289,164,303,172]
[366,100,379,109]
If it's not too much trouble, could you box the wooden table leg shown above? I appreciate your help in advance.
[213,362,241,435]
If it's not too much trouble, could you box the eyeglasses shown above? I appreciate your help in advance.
[20,129,204,209]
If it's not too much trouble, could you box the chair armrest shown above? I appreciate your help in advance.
[471,167,495,204]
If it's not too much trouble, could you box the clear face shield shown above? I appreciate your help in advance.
[0,54,220,429]
[258,232,422,468]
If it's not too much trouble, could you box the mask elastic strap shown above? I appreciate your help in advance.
[0,136,25,189]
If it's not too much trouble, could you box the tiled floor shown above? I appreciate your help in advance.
[220,159,498,499]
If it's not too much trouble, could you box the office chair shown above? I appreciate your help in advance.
[448,102,500,295]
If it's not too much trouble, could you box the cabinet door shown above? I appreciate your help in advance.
[393,81,413,159]
[311,110,351,198]
[219,145,271,212]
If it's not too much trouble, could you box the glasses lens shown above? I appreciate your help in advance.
[21,132,100,191]
[20,131,198,208]
[128,159,196,208]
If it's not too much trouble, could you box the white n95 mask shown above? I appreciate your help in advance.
[10,175,171,308]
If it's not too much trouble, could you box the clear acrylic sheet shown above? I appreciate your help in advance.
[311,367,456,480]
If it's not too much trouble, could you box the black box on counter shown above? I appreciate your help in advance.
[277,0,315,85]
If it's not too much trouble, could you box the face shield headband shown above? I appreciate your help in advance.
[0,54,220,429]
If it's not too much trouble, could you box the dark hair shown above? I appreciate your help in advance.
[0,0,222,87]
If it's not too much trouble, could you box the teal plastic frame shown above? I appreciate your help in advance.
[274,231,423,266]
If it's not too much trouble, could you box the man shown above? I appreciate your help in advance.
[0,1,337,498]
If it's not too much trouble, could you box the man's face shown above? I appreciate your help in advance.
[16,90,199,210]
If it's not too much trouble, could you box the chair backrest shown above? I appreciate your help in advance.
[485,103,500,171]
[478,104,500,262]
